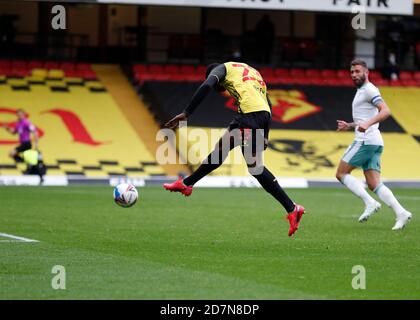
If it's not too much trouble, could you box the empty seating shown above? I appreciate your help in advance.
[0,60,96,80]
[130,63,420,87]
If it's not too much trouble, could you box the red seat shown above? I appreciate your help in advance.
[12,60,27,70]
[274,68,290,78]
[413,71,420,80]
[309,76,324,84]
[372,78,389,86]
[399,71,413,80]
[149,64,164,75]
[164,65,179,75]
[11,69,29,77]
[45,61,59,70]
[168,74,186,81]
[389,79,403,87]
[259,67,274,78]
[81,70,96,80]
[337,70,349,79]
[264,75,280,85]
[0,60,10,68]
[338,78,353,86]
[28,60,43,69]
[76,63,91,71]
[64,70,78,78]
[135,72,154,82]
[196,65,206,76]
[369,70,382,80]
[290,68,305,77]
[321,78,339,86]
[179,65,196,75]
[321,69,336,78]
[0,65,11,76]
[306,69,321,77]
[401,79,417,87]
[277,77,294,85]
[133,64,147,74]
[153,73,170,81]
[60,62,76,71]
[293,77,313,85]
[184,73,203,82]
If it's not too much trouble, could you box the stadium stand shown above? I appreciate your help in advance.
[0,60,184,179]
[131,63,420,87]
[1,59,420,181]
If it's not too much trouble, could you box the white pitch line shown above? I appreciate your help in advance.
[0,232,39,243]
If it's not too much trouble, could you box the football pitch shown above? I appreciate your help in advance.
[0,186,418,300]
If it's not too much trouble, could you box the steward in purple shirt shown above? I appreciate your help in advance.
[1,109,39,163]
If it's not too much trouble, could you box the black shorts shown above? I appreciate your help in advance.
[228,111,271,153]
[15,141,32,153]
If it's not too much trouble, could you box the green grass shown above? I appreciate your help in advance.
[0,186,419,299]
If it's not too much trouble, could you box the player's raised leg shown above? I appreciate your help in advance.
[336,160,380,221]
[242,131,305,237]
[251,164,305,237]
[163,129,239,196]
[364,170,412,230]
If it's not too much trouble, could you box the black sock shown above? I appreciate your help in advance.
[183,153,223,186]
[253,167,295,213]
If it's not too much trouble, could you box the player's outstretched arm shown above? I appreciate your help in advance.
[164,76,218,130]
[165,65,226,130]
[336,120,356,131]
[182,70,222,117]
[164,112,188,130]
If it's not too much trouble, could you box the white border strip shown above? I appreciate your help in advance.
[98,0,414,15]
[0,176,68,186]
[0,232,39,243]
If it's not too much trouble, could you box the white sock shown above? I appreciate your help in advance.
[341,174,375,206]
[374,183,405,217]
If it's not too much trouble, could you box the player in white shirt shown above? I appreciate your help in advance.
[335,59,412,231]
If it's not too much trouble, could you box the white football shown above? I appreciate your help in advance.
[113,183,138,208]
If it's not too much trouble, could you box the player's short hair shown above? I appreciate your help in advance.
[350,59,368,69]
[205,63,221,78]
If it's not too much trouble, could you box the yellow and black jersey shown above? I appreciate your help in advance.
[221,62,271,114]
[183,62,271,117]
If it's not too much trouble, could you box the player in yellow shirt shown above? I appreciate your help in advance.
[164,62,306,237]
